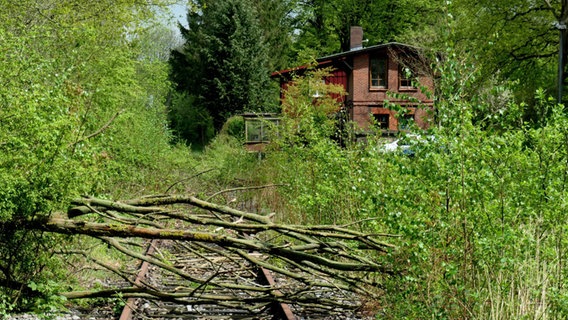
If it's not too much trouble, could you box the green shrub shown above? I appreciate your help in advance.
[168,92,215,150]
[221,115,245,142]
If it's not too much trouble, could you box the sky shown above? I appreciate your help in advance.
[166,2,189,29]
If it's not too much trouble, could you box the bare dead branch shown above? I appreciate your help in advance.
[164,168,216,193]
[206,183,287,202]
[70,110,123,147]
[4,192,394,315]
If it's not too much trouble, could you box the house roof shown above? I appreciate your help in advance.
[272,42,423,78]
[270,60,334,78]
[316,42,421,62]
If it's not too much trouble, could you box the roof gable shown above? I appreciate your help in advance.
[272,42,423,78]
[316,42,421,62]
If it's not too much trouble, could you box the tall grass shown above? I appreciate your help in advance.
[474,256,551,319]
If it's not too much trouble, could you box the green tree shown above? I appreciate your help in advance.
[170,0,274,131]
[291,0,445,58]
[0,0,174,312]
[451,0,568,109]
[131,23,183,62]
[167,92,215,149]
[251,0,296,71]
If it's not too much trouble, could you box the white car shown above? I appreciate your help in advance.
[380,134,433,156]
[383,139,411,153]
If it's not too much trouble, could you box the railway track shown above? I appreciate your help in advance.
[62,193,387,319]
[116,239,371,320]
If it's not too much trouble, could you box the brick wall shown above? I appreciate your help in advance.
[350,48,434,131]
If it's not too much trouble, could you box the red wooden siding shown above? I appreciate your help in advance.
[325,69,348,102]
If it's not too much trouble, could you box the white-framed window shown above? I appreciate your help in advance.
[370,56,388,88]
[399,65,415,89]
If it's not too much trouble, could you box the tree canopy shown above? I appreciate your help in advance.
[0,0,176,311]
[289,0,444,58]
[169,0,275,132]
[451,0,568,109]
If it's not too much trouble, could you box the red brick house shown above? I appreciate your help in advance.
[272,27,435,135]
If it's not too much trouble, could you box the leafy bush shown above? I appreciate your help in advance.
[0,0,181,312]
[254,52,568,319]
[167,92,215,150]
[221,115,246,142]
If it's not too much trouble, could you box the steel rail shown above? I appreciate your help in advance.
[118,241,298,320]
[257,266,297,320]
[118,239,157,320]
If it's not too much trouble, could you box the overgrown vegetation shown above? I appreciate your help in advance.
[168,0,277,148]
[0,0,187,314]
[244,55,568,318]
[3,0,568,319]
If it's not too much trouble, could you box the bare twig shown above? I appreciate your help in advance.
[4,192,394,314]
[206,183,287,202]
[164,168,216,193]
[70,110,123,147]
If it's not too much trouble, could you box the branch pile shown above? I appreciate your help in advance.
[28,193,397,315]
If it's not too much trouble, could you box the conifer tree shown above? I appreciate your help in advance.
[170,0,274,131]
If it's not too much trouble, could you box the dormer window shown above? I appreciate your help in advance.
[370,56,388,88]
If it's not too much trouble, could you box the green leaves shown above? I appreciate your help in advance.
[450,0,564,105]
[259,46,568,317]
[0,0,177,311]
[171,0,274,132]
[290,0,445,58]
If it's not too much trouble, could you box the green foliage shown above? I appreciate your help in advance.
[276,68,346,144]
[221,115,246,142]
[0,0,178,312]
[367,49,568,319]
[167,92,215,150]
[450,0,565,107]
[250,0,296,71]
[170,0,275,130]
[263,69,358,224]
[253,47,568,319]
[27,280,68,314]
[0,19,87,312]
[291,0,445,58]
[193,134,260,190]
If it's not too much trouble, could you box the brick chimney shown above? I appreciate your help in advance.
[350,26,363,51]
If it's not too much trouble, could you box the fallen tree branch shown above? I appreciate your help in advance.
[11,217,386,272]
[69,195,394,250]
[4,193,397,316]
